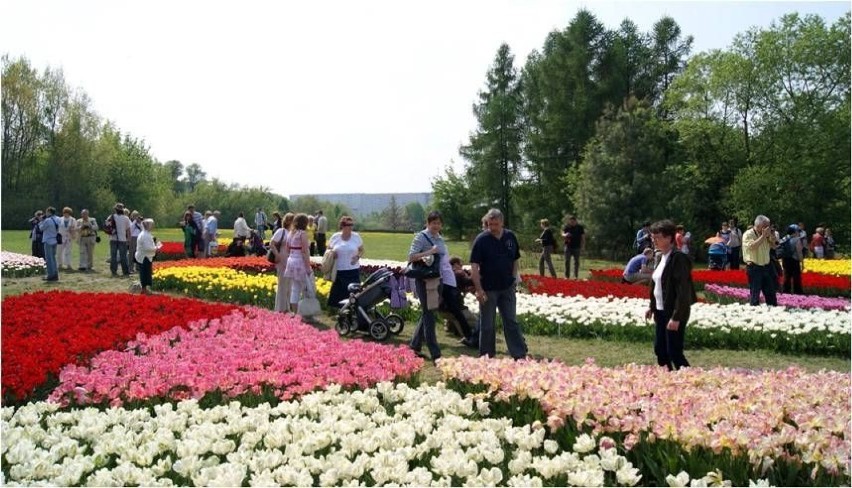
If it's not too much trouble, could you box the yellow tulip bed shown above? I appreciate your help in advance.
[804,258,851,277]
[154,265,332,308]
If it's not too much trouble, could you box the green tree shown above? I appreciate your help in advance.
[460,43,523,228]
[430,165,477,240]
[381,195,404,231]
[184,163,206,192]
[570,98,670,258]
[403,201,426,231]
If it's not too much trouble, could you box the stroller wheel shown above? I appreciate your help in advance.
[369,319,389,341]
[336,315,353,336]
[386,314,404,335]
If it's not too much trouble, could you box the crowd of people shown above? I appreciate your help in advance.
[27,203,160,293]
[25,202,842,370]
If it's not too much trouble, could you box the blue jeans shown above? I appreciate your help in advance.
[653,309,689,370]
[110,241,129,275]
[746,263,777,306]
[43,243,58,279]
[479,287,527,359]
[410,279,441,360]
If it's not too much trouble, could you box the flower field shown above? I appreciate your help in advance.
[49,307,421,407]
[804,259,852,277]
[590,268,851,297]
[1,291,238,404]
[704,284,851,311]
[438,357,850,486]
[2,253,850,486]
[0,251,45,278]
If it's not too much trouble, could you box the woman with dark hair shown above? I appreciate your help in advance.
[282,213,313,315]
[180,212,197,258]
[407,211,446,361]
[644,219,696,371]
[326,216,364,309]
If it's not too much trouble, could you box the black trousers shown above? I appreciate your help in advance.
[139,257,153,289]
[653,309,689,371]
[782,257,803,294]
[316,233,327,255]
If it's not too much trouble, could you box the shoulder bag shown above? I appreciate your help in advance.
[266,235,283,264]
[404,232,441,280]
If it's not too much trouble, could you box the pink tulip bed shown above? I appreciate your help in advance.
[48,307,423,408]
[439,356,851,487]
[704,284,851,311]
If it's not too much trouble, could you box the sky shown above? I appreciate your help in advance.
[2,1,849,198]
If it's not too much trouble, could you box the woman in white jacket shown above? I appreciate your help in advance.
[135,219,159,294]
[58,207,78,270]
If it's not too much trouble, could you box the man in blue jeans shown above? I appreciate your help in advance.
[469,208,528,360]
[38,207,61,282]
[742,214,778,306]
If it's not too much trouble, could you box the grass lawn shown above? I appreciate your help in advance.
[3,229,848,376]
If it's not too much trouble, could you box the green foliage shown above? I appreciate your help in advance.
[430,165,481,240]
[460,43,524,228]
[571,99,669,256]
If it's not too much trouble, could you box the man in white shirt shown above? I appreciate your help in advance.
[109,203,132,276]
[233,212,250,239]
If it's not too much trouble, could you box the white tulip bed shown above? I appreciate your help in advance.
[1,382,750,487]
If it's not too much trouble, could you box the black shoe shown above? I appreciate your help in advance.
[78,268,86,271]
[408,347,427,359]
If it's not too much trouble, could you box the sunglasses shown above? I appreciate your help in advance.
[341,222,354,227]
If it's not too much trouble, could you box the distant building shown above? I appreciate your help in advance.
[289,192,432,217]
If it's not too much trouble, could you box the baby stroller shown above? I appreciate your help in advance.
[336,268,404,341]
[707,242,728,271]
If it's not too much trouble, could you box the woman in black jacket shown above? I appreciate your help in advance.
[644,220,697,371]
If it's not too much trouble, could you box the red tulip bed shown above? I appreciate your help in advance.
[1,291,238,404]
[522,274,649,299]
[590,268,850,298]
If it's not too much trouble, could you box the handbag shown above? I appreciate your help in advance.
[297,276,322,317]
[403,232,441,280]
[52,218,63,245]
[266,235,283,264]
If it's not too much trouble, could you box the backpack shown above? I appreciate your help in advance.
[103,215,116,235]
[779,237,797,260]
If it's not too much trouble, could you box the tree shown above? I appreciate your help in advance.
[431,165,477,240]
[381,195,404,231]
[460,43,524,228]
[651,16,693,114]
[570,98,670,258]
[519,10,609,222]
[403,201,426,231]
[184,163,206,192]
